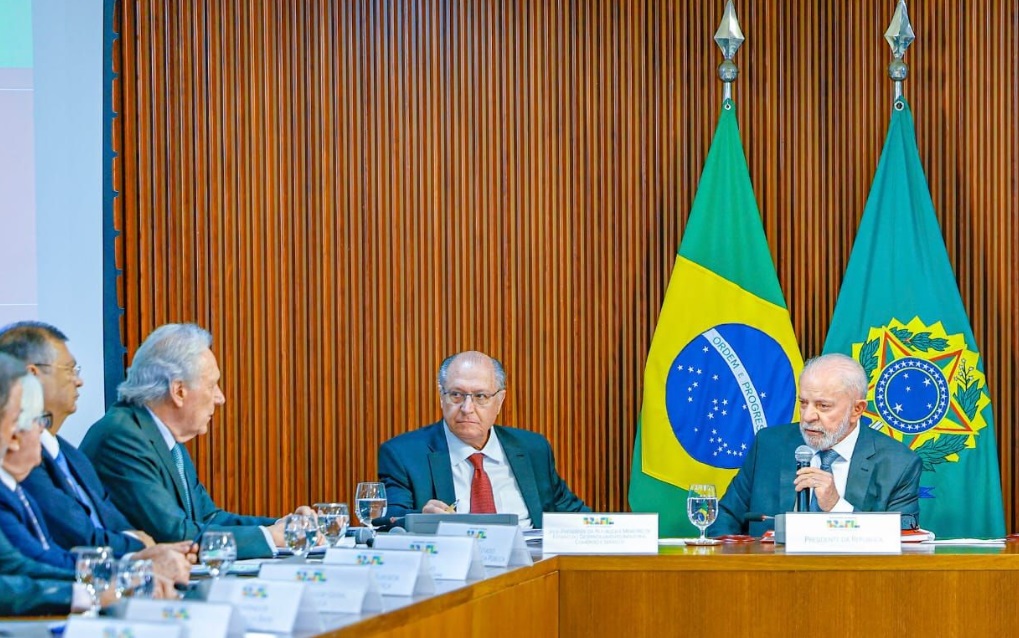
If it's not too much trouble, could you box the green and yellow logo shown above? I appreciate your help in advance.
[853,317,989,473]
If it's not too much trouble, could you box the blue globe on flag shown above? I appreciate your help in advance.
[664,323,796,469]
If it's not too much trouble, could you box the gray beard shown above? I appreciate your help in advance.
[800,409,853,450]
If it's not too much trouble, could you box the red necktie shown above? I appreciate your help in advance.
[468,453,497,514]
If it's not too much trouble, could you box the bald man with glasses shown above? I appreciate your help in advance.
[378,351,589,528]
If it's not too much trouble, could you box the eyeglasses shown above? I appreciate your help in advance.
[34,413,53,429]
[34,362,82,377]
[441,389,504,407]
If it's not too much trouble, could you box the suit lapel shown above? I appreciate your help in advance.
[55,440,103,520]
[777,426,801,513]
[499,429,543,527]
[426,423,456,504]
[844,427,876,508]
[132,404,192,515]
[41,451,76,501]
[779,460,797,512]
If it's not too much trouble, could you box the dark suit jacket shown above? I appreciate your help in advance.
[708,423,923,536]
[0,526,73,614]
[0,575,72,616]
[0,481,76,570]
[378,421,590,528]
[22,436,145,556]
[80,402,277,559]
[0,525,73,580]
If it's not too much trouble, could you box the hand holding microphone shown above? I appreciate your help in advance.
[793,445,813,511]
[793,445,838,512]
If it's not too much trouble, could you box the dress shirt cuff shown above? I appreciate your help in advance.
[71,583,92,612]
[259,526,279,555]
[831,497,854,512]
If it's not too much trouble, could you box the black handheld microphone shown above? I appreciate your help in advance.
[794,445,814,512]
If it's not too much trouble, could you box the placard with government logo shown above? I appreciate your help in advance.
[436,521,532,567]
[373,534,485,580]
[123,599,245,638]
[64,618,183,638]
[324,547,436,596]
[259,563,383,614]
[207,578,322,634]
[543,513,658,554]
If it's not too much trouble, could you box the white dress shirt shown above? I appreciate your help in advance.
[39,429,61,459]
[0,466,17,492]
[443,422,533,529]
[814,423,862,512]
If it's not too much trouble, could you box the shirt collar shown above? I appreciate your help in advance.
[39,429,61,459]
[0,466,17,492]
[146,407,178,451]
[442,421,506,466]
[829,421,862,461]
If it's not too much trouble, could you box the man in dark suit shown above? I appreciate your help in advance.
[0,353,142,614]
[708,353,922,536]
[379,351,589,528]
[0,321,153,555]
[0,374,191,582]
[81,323,308,559]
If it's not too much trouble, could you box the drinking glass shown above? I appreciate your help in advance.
[72,546,115,616]
[116,558,155,599]
[199,530,237,578]
[314,502,350,547]
[686,483,719,545]
[284,514,317,556]
[354,482,387,541]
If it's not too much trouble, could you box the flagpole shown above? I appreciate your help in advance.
[714,0,744,108]
[885,0,916,109]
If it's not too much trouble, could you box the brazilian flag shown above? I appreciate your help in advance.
[628,100,803,536]
[823,98,1005,539]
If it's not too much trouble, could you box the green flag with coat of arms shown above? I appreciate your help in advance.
[822,98,1005,539]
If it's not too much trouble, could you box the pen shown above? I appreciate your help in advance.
[190,517,216,547]
[445,499,459,513]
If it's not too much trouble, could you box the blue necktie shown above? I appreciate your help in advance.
[53,451,105,529]
[809,449,841,512]
[15,485,51,550]
[171,444,193,519]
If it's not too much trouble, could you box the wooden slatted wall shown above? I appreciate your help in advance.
[112,0,1019,529]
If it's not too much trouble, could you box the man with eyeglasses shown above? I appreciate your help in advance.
[0,322,158,555]
[0,360,180,613]
[378,351,589,528]
[0,353,87,615]
[0,373,191,585]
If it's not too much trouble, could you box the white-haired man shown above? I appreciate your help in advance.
[709,353,922,536]
[81,323,310,559]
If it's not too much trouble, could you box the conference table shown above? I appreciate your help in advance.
[4,542,1018,637]
[315,541,1019,637]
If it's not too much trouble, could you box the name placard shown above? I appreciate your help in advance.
[543,513,659,554]
[323,547,436,596]
[781,512,902,554]
[124,600,245,638]
[207,578,322,634]
[64,618,182,638]
[258,562,383,614]
[373,534,485,580]
[436,521,533,568]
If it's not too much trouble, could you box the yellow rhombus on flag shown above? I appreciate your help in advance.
[629,101,803,536]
